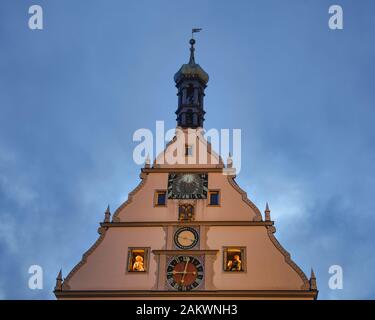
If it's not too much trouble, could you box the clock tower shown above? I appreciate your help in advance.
[54,35,318,300]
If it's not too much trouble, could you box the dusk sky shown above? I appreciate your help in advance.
[1,0,374,299]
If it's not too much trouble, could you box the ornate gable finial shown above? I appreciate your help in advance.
[104,205,111,222]
[265,202,271,221]
[227,152,233,168]
[310,268,317,290]
[145,154,151,168]
[54,269,63,291]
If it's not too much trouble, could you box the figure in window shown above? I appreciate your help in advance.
[227,254,242,271]
[132,255,145,272]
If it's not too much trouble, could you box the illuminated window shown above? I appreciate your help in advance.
[154,191,167,206]
[223,247,246,272]
[127,248,149,272]
[208,190,220,206]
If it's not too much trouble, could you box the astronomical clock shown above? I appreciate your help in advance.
[167,200,205,292]
[166,255,204,291]
[174,227,199,250]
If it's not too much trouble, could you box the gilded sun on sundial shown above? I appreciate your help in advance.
[167,173,208,199]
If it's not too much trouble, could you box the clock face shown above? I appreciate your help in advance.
[174,227,199,249]
[167,173,208,199]
[166,256,204,291]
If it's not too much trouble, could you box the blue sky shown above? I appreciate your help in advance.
[0,0,374,299]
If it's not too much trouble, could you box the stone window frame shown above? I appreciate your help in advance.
[154,190,167,207]
[185,144,194,157]
[207,189,221,207]
[222,246,247,272]
[126,247,151,273]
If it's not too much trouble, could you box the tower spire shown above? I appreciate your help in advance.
[188,28,201,64]
[265,202,271,221]
[189,38,196,64]
[310,268,317,290]
[54,269,63,291]
[104,205,111,222]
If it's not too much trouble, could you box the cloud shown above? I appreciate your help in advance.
[0,0,375,300]
[0,213,18,254]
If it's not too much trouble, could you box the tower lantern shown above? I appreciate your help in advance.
[174,34,209,128]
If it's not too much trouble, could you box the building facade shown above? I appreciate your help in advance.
[54,37,318,300]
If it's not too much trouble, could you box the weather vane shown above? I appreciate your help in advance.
[191,28,202,39]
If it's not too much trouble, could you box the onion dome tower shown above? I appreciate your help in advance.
[174,37,209,128]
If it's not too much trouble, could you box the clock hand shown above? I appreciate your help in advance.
[180,257,190,284]
[171,271,197,275]
[177,235,195,243]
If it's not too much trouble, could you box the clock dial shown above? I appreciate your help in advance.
[167,173,208,199]
[166,256,204,291]
[174,227,199,249]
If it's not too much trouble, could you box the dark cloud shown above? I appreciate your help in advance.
[0,0,374,299]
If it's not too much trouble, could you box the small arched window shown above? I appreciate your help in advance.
[186,84,194,104]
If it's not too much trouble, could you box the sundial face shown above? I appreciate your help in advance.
[167,173,208,199]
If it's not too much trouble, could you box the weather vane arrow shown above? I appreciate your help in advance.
[192,28,202,38]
